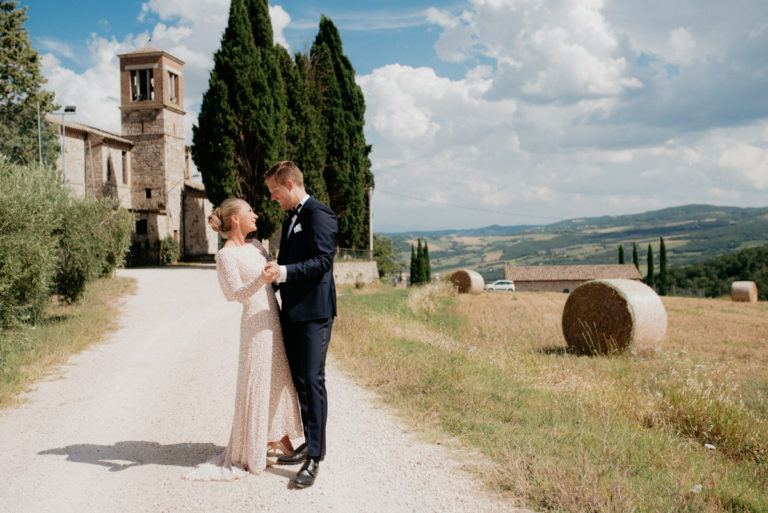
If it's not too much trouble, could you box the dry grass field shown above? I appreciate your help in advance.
[0,276,136,406]
[332,283,768,512]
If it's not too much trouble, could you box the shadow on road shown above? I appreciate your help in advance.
[39,441,224,471]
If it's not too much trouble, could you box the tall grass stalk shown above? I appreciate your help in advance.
[332,284,768,512]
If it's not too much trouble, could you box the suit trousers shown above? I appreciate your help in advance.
[281,316,333,460]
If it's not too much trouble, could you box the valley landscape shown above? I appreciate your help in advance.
[386,204,768,281]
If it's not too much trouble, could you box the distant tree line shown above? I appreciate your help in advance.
[192,0,373,249]
[619,238,766,299]
[410,238,432,285]
[667,246,768,300]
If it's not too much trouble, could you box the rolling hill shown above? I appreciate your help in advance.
[385,204,768,280]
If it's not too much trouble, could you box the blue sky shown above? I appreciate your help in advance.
[24,0,768,232]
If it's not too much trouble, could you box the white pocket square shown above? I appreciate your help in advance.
[293,223,302,234]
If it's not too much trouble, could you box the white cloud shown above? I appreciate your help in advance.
[37,38,78,63]
[667,27,696,64]
[42,37,128,133]
[269,5,291,49]
[429,0,644,103]
[425,8,461,29]
[717,132,768,190]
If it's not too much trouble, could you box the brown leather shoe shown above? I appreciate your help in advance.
[292,458,319,488]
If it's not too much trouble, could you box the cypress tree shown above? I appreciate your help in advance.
[646,243,655,288]
[243,0,287,236]
[309,16,373,248]
[275,46,328,205]
[618,245,625,264]
[415,238,425,284]
[632,242,639,271]
[0,1,59,165]
[423,239,432,283]
[409,243,417,285]
[658,236,668,296]
[192,0,285,237]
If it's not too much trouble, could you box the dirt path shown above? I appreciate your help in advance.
[0,267,530,513]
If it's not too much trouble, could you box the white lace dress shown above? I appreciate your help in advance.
[186,240,302,480]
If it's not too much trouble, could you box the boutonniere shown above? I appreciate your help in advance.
[293,223,302,234]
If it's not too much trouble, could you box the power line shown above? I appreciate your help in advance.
[375,188,562,222]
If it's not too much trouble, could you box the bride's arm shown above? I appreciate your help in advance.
[216,252,265,302]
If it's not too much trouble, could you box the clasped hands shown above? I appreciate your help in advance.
[262,261,280,283]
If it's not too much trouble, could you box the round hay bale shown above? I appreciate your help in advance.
[731,281,758,303]
[450,269,484,294]
[561,279,667,355]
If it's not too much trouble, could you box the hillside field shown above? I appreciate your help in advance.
[387,204,768,281]
[332,283,768,512]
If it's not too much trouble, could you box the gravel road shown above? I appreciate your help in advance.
[0,266,531,513]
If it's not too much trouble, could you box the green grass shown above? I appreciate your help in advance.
[0,276,136,406]
[332,284,768,512]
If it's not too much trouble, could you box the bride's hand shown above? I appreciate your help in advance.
[262,261,279,282]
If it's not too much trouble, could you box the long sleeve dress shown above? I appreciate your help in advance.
[186,240,302,480]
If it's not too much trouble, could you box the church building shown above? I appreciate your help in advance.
[47,46,218,264]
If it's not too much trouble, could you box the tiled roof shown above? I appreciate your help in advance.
[122,45,160,55]
[45,114,133,146]
[184,179,205,192]
[505,264,642,281]
[117,45,185,64]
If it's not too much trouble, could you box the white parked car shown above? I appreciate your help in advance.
[484,279,516,292]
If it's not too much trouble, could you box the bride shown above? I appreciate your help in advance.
[186,198,303,480]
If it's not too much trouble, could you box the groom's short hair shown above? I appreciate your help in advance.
[266,160,304,187]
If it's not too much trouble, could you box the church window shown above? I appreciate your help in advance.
[131,68,154,102]
[122,151,128,184]
[136,219,147,235]
[168,71,179,104]
[145,188,152,199]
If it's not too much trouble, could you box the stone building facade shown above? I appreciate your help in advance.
[49,45,218,263]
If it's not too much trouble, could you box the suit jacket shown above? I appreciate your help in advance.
[276,196,338,322]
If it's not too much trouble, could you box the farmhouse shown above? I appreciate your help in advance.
[504,264,642,292]
[47,45,218,264]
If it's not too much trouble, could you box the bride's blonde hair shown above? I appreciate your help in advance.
[208,198,247,234]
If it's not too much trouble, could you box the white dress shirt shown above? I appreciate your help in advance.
[278,194,310,283]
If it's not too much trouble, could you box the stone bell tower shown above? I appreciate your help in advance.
[117,45,187,263]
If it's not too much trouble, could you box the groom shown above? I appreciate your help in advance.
[264,161,337,488]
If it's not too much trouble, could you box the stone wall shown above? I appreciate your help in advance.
[333,262,379,286]
[183,190,218,257]
[58,133,86,197]
[101,145,132,209]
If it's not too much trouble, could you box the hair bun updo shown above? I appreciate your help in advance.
[208,207,225,233]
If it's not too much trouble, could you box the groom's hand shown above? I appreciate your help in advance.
[262,261,280,282]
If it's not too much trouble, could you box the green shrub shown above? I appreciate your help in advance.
[97,201,133,276]
[160,235,180,265]
[54,198,133,302]
[0,156,66,328]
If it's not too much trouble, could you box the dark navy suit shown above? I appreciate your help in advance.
[276,196,337,460]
